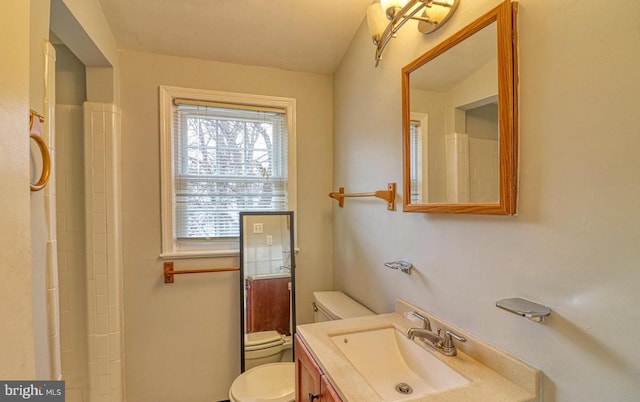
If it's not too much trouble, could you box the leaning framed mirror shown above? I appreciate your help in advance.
[402,0,518,214]
[239,211,296,372]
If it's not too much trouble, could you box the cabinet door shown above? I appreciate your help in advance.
[246,277,291,335]
[295,335,322,402]
[295,335,343,402]
[320,375,342,402]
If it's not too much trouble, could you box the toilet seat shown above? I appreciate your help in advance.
[245,331,284,351]
[229,362,295,402]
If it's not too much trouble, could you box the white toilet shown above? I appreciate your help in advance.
[311,291,375,322]
[244,331,293,371]
[229,291,374,402]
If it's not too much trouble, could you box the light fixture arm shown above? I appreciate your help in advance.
[370,0,460,67]
[375,0,427,66]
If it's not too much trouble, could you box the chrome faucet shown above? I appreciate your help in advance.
[409,311,431,331]
[406,315,467,356]
[279,265,291,273]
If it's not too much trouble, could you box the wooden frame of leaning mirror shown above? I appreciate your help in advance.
[402,0,518,214]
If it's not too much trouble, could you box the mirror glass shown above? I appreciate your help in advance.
[239,211,295,372]
[402,1,517,214]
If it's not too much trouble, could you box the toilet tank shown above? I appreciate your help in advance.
[312,291,374,322]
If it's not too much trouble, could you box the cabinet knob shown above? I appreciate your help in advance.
[308,392,320,401]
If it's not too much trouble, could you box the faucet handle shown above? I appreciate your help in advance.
[410,311,432,331]
[443,330,466,348]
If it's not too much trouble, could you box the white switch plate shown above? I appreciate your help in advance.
[266,235,273,245]
[253,223,263,233]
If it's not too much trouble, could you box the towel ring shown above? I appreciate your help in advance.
[30,132,51,192]
[29,109,50,192]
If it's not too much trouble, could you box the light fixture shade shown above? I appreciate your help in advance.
[366,3,388,39]
[425,3,450,22]
[380,0,409,11]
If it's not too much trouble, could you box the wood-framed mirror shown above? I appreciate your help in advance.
[402,0,518,214]
[239,211,296,372]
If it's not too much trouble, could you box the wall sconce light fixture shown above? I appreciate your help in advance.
[366,0,460,66]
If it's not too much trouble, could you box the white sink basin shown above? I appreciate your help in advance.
[330,327,470,401]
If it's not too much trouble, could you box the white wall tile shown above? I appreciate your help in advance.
[96,295,108,315]
[108,312,120,334]
[92,172,106,194]
[65,388,83,402]
[56,104,91,395]
[93,195,106,214]
[83,102,124,402]
[96,314,109,336]
[94,235,107,254]
[109,334,121,361]
[92,130,105,151]
[94,254,107,275]
[109,361,121,389]
[98,373,110,394]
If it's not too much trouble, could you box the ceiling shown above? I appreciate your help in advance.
[97,0,373,74]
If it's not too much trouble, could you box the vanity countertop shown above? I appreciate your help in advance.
[297,299,541,402]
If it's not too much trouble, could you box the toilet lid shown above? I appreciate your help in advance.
[230,363,295,402]
[245,331,284,351]
[313,291,374,319]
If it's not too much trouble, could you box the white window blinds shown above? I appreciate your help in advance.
[409,120,422,203]
[173,100,288,239]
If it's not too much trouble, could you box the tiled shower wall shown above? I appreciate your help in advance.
[468,137,499,202]
[56,104,89,401]
[56,102,125,402]
[84,102,125,402]
[45,42,62,381]
[243,218,289,277]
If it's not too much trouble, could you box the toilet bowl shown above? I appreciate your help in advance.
[229,362,295,402]
[229,331,294,402]
[229,291,374,402]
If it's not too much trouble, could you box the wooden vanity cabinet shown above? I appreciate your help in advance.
[295,334,342,402]
[245,276,291,335]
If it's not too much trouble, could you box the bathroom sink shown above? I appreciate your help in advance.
[330,327,470,401]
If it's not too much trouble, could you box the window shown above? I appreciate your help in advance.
[174,103,287,239]
[409,120,422,204]
[160,86,296,258]
[409,112,427,204]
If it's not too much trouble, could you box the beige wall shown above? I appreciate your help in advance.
[119,50,334,401]
[59,0,119,65]
[29,0,55,379]
[0,0,118,382]
[333,1,640,401]
[0,0,36,379]
[55,45,87,105]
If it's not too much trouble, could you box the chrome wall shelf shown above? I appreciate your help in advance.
[496,298,551,323]
[384,261,413,274]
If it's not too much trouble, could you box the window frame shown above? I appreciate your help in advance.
[159,86,297,259]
